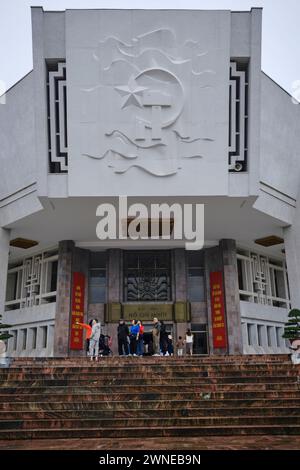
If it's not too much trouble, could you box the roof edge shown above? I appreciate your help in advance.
[0,70,33,100]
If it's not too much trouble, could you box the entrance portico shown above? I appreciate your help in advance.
[48,239,243,357]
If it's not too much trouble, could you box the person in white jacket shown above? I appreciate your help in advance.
[290,339,300,365]
[89,319,101,361]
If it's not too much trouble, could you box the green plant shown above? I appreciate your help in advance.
[282,308,300,341]
[0,314,12,341]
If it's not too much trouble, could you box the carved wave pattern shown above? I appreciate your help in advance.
[124,252,171,301]
[127,271,170,301]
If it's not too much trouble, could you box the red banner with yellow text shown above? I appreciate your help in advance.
[210,271,228,349]
[70,272,85,350]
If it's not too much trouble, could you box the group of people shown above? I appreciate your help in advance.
[117,319,144,356]
[77,317,194,360]
[76,319,112,361]
[118,317,194,357]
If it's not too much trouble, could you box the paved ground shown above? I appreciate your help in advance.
[0,436,300,450]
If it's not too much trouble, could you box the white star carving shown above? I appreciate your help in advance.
[114,76,148,109]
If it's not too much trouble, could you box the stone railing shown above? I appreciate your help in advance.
[240,300,290,354]
[3,303,55,357]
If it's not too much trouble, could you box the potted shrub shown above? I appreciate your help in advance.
[283,309,300,364]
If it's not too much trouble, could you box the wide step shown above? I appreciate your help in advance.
[0,356,299,439]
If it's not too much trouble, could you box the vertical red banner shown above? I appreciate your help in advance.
[70,272,85,350]
[210,271,228,349]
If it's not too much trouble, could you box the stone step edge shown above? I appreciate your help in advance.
[8,361,294,366]
[1,415,300,425]
[1,374,298,380]
[0,383,298,390]
[2,378,298,382]
[0,396,299,403]
[0,406,299,415]
[0,424,299,433]
[1,390,298,395]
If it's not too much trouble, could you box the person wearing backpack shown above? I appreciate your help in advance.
[117,319,129,356]
[152,317,161,356]
[160,320,168,356]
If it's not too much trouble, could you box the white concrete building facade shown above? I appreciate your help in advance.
[0,7,299,357]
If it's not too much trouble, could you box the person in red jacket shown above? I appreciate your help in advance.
[137,320,144,356]
[76,320,93,354]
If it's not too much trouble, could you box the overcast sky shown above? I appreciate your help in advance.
[0,0,300,95]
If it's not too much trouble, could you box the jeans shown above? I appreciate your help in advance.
[130,336,137,355]
[152,334,160,354]
[137,337,144,356]
[118,338,129,356]
[160,336,168,355]
[89,339,99,357]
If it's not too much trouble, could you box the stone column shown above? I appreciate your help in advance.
[174,249,188,341]
[0,228,10,317]
[107,249,121,355]
[284,223,300,308]
[107,249,121,303]
[204,240,243,355]
[174,249,187,301]
[53,240,74,357]
[220,239,243,355]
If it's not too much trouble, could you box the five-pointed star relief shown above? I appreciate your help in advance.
[114,76,148,109]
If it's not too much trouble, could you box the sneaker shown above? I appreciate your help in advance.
[165,352,170,356]
[133,354,137,357]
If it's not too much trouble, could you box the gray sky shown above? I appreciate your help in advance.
[1,0,300,94]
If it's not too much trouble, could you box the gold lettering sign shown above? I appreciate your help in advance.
[123,304,173,321]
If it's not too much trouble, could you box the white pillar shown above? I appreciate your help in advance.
[0,228,10,315]
[284,223,300,308]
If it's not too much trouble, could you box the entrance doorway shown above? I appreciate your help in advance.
[191,323,209,355]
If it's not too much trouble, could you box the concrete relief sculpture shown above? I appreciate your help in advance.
[80,29,216,176]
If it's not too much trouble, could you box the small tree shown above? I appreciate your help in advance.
[283,308,300,342]
[0,314,12,341]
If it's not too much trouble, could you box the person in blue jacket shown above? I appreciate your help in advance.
[129,319,140,356]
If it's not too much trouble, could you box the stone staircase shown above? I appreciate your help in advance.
[0,355,299,440]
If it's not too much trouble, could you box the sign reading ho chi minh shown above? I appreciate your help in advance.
[123,303,173,322]
[70,272,85,350]
[210,271,228,349]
